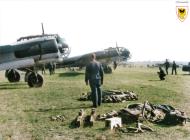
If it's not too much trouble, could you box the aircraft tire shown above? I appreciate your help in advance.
[27,72,43,88]
[25,71,31,82]
[6,69,20,82]
[103,66,112,74]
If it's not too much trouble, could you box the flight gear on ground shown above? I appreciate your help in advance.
[97,110,118,120]
[119,122,154,133]
[79,90,138,103]
[105,117,122,130]
[97,101,188,126]
[84,108,96,127]
[72,109,85,128]
[49,115,65,122]
[72,109,97,127]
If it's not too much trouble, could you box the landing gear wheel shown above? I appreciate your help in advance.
[25,71,31,82]
[27,72,43,88]
[103,66,112,74]
[6,69,20,82]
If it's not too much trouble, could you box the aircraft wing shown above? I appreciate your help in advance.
[58,47,130,69]
[58,52,104,68]
[0,58,35,71]
[57,55,85,68]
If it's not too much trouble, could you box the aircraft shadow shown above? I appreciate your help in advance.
[148,80,161,81]
[0,82,28,90]
[24,106,91,112]
[182,74,190,76]
[154,123,180,128]
[59,72,84,77]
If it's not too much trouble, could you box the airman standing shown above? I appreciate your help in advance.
[85,53,104,108]
[164,59,170,75]
[172,61,177,75]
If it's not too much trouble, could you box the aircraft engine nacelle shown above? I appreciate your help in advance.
[37,39,60,64]
[182,65,190,72]
[14,39,59,64]
[14,38,61,64]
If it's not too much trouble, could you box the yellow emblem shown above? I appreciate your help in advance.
[178,8,186,20]
[176,5,188,22]
[176,0,189,22]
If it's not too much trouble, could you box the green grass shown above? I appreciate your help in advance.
[0,67,190,140]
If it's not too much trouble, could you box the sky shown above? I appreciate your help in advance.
[0,0,190,62]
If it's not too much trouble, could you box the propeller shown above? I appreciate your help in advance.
[115,42,121,56]
[113,42,121,70]
[41,23,44,35]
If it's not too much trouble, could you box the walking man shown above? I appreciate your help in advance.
[85,53,104,108]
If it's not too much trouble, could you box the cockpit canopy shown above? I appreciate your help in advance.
[17,34,70,58]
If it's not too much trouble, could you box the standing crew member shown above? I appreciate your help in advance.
[85,53,104,108]
[172,61,177,75]
[42,64,46,75]
[164,59,170,75]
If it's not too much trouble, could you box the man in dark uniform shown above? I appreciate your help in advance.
[157,67,166,80]
[85,53,104,108]
[172,61,177,75]
[164,59,170,75]
[48,62,53,75]
[113,61,117,70]
[41,64,46,75]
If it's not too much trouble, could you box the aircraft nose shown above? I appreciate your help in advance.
[127,50,131,58]
[58,42,70,58]
[122,49,131,60]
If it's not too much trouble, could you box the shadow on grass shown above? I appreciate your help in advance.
[24,106,91,112]
[59,72,84,77]
[148,79,161,81]
[69,118,97,129]
[182,74,190,76]
[155,123,180,128]
[69,121,78,129]
[96,127,107,132]
[0,82,28,90]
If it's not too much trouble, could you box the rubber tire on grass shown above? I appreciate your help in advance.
[27,72,43,88]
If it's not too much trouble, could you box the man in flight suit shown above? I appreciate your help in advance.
[85,53,104,108]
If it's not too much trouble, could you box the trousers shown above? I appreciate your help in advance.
[89,79,102,107]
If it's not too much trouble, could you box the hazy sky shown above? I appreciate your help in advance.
[0,0,189,62]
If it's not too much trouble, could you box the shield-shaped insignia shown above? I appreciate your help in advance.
[176,6,188,22]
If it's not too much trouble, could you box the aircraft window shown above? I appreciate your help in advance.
[15,44,41,58]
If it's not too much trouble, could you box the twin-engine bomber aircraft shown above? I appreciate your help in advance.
[57,46,130,73]
[0,25,70,87]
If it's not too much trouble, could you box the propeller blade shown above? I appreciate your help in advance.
[41,23,44,35]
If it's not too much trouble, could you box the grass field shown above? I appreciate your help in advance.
[0,67,190,140]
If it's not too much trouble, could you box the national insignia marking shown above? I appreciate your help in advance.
[176,1,189,22]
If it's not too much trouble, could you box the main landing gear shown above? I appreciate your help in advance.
[5,69,43,88]
[25,71,43,87]
[5,69,20,82]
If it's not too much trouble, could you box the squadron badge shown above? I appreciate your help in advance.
[176,1,189,22]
